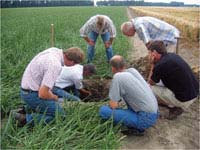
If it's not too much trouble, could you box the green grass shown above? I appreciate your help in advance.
[1,6,130,149]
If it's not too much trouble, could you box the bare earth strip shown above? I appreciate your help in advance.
[121,7,200,150]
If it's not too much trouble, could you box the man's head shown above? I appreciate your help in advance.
[96,15,105,31]
[83,64,96,77]
[147,41,167,63]
[63,47,84,66]
[110,55,126,74]
[121,21,136,37]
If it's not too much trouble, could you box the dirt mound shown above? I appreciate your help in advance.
[128,55,151,80]
[81,78,111,102]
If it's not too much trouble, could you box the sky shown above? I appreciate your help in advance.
[144,0,200,5]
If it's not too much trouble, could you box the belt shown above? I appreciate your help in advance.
[21,88,38,93]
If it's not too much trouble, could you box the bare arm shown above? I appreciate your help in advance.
[39,85,58,101]
[79,88,91,96]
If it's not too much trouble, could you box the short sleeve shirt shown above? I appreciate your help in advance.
[109,68,158,113]
[55,64,83,89]
[80,15,116,37]
[21,47,64,91]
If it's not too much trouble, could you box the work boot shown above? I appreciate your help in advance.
[167,107,183,120]
[121,127,145,136]
[14,106,26,114]
[11,111,26,127]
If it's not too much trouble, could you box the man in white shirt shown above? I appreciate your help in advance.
[80,14,116,63]
[53,64,96,102]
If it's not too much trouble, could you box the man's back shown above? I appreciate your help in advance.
[133,16,179,45]
[152,53,199,101]
[55,64,83,89]
[109,68,158,113]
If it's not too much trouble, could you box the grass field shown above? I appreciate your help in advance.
[131,7,200,42]
[1,6,130,149]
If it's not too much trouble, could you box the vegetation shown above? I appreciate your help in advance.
[131,7,200,42]
[1,6,130,149]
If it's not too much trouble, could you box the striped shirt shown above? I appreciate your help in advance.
[132,16,180,45]
[21,47,64,91]
[80,15,116,38]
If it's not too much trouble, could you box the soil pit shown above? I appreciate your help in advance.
[81,78,111,102]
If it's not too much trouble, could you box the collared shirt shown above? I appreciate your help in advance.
[109,68,158,113]
[55,64,83,89]
[151,53,199,102]
[80,15,116,38]
[132,16,180,45]
[21,47,64,91]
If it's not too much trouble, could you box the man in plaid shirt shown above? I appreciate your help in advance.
[121,16,180,52]
[80,14,116,63]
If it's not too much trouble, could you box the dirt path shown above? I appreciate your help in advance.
[121,7,200,150]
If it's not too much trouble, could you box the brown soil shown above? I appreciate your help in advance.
[81,78,111,102]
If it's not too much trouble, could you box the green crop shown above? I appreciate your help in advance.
[1,6,130,149]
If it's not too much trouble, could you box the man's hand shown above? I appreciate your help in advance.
[146,41,153,49]
[109,100,118,109]
[104,41,112,48]
[88,39,95,46]
[84,37,95,46]
[39,85,58,101]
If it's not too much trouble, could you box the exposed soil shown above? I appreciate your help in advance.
[81,78,111,102]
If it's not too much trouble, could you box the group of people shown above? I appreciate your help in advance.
[13,14,199,135]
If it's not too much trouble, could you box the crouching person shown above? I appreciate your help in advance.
[99,55,158,135]
[14,47,84,127]
[147,41,199,120]
[52,64,96,102]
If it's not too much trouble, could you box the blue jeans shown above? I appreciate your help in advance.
[99,105,158,130]
[87,31,113,63]
[52,86,80,102]
[20,89,66,126]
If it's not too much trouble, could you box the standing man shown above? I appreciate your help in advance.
[99,55,158,134]
[121,16,180,52]
[80,14,116,63]
[15,47,84,127]
[148,41,199,119]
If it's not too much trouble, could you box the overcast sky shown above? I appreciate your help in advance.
[144,0,200,5]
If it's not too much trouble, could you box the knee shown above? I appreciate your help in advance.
[99,105,112,119]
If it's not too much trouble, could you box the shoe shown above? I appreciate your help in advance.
[167,107,183,120]
[121,128,145,136]
[14,106,26,114]
[11,111,26,127]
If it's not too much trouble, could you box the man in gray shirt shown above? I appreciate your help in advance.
[99,55,158,134]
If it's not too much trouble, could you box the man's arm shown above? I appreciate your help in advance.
[39,85,58,101]
[79,88,91,96]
